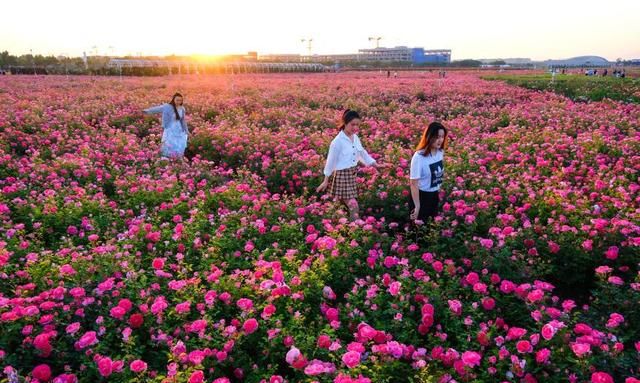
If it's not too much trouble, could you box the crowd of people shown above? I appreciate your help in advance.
[583,68,626,77]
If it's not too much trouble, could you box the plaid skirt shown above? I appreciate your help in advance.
[328,166,358,200]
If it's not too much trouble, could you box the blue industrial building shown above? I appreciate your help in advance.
[411,48,451,64]
[357,46,451,64]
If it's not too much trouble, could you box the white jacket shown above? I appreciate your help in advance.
[323,130,376,177]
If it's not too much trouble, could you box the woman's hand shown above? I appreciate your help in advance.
[410,205,420,220]
[316,179,329,193]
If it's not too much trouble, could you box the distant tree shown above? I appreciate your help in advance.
[0,51,18,67]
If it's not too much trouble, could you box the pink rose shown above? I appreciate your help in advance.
[481,297,495,310]
[317,335,332,349]
[326,308,339,322]
[237,298,254,311]
[97,357,113,377]
[189,370,204,383]
[461,351,481,368]
[152,258,165,269]
[535,348,551,364]
[77,331,98,349]
[130,359,147,373]
[357,323,377,341]
[190,319,207,333]
[285,347,301,365]
[342,351,361,368]
[388,281,401,296]
[243,318,259,334]
[33,333,53,357]
[262,304,276,319]
[604,246,619,260]
[59,264,76,276]
[506,327,527,340]
[175,301,191,314]
[516,340,533,353]
[541,323,556,340]
[591,372,614,383]
[448,300,462,316]
[527,289,544,303]
[571,343,591,357]
[110,306,126,320]
[32,364,52,381]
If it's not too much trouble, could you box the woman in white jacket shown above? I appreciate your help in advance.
[317,109,377,221]
[143,92,189,158]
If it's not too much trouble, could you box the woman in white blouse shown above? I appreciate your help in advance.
[143,93,189,159]
[317,109,377,221]
[409,122,448,222]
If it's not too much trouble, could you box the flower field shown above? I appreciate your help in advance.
[0,72,638,383]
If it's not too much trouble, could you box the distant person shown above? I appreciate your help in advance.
[621,70,626,78]
[387,70,391,78]
[409,122,448,223]
[393,71,398,78]
[603,69,608,76]
[317,109,377,221]
[143,92,190,159]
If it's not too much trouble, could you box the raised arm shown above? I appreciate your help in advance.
[143,104,165,115]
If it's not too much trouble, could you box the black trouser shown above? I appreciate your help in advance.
[408,190,440,221]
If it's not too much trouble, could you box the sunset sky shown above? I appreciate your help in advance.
[3,0,640,60]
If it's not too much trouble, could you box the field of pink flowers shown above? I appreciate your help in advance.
[0,72,638,383]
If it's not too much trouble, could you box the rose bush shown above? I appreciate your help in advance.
[0,72,637,382]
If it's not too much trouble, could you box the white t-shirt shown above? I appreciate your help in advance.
[410,149,444,192]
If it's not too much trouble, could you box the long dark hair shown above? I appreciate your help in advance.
[339,109,360,131]
[416,122,448,156]
[169,93,184,121]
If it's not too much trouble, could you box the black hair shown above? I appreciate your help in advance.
[417,121,448,156]
[339,109,361,130]
[169,93,184,121]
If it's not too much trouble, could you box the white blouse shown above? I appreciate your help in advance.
[323,131,376,177]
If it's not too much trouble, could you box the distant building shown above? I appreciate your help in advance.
[259,46,451,65]
[479,58,532,65]
[258,54,302,62]
[358,47,451,64]
[544,56,610,67]
[305,53,362,63]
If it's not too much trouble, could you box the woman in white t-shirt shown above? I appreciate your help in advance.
[409,122,448,222]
